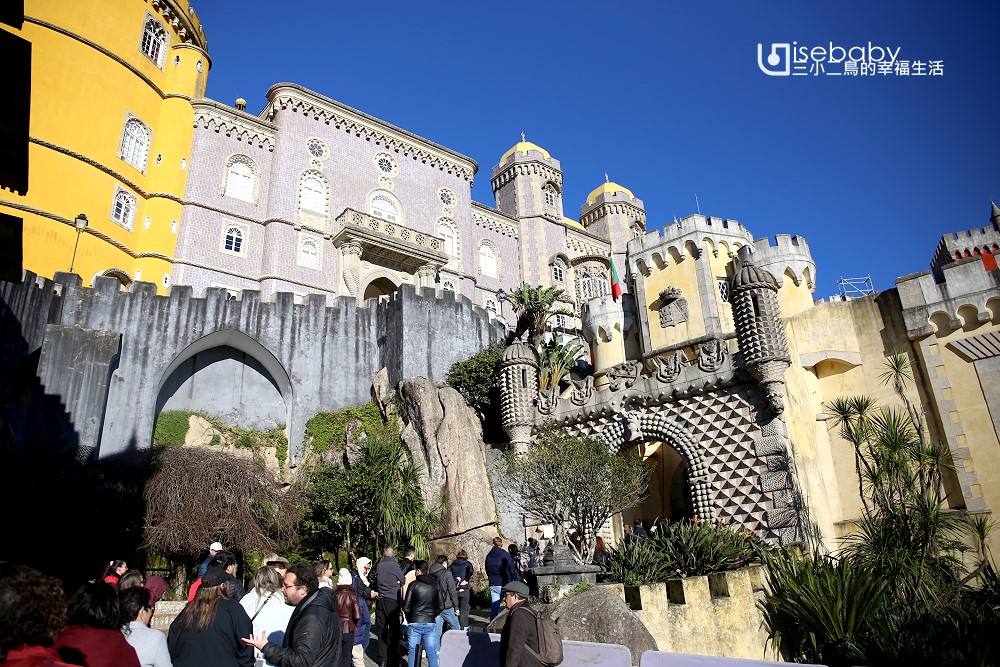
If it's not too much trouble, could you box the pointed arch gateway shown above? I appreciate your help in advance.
[595,411,715,522]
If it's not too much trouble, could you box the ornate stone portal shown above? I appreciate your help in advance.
[499,263,806,544]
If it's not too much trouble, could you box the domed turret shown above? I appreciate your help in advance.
[730,262,790,413]
[585,181,636,206]
[500,141,552,163]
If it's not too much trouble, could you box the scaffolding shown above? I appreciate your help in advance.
[837,275,876,300]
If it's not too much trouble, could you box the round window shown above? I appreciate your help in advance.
[306,138,328,159]
[376,153,397,175]
[439,188,456,207]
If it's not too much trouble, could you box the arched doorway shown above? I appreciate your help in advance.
[153,330,292,434]
[623,441,694,530]
[363,277,397,300]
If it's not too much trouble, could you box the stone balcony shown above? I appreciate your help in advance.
[333,208,448,272]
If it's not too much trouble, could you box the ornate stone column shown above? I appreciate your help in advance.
[340,241,363,297]
[416,264,438,291]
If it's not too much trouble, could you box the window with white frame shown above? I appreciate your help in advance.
[442,280,456,292]
[299,236,320,268]
[370,193,400,223]
[543,184,557,208]
[221,225,245,255]
[437,220,458,257]
[578,273,609,300]
[224,155,257,202]
[479,242,498,277]
[109,188,137,231]
[717,277,731,303]
[119,117,150,171]
[139,18,167,68]
[485,298,499,315]
[552,259,566,283]
[553,314,566,329]
[299,172,327,214]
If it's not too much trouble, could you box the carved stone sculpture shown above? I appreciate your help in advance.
[658,287,689,327]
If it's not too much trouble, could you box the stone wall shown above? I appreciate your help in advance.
[608,567,775,661]
[0,271,505,459]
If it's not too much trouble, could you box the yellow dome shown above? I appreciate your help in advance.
[501,141,551,163]
[586,181,635,205]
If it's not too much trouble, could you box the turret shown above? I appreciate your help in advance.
[498,342,538,451]
[730,262,790,414]
[491,139,563,220]
[580,295,637,387]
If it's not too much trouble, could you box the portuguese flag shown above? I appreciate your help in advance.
[610,256,622,301]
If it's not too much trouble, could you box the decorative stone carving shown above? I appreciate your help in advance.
[658,287,689,328]
[698,338,727,372]
[605,360,641,392]
[537,386,558,416]
[569,375,593,406]
[653,350,685,383]
[625,411,644,442]
[340,241,362,297]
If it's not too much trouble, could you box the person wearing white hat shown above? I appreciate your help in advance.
[198,541,224,579]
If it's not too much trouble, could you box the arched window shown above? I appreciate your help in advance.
[543,184,557,208]
[371,194,400,223]
[552,259,566,283]
[479,242,498,277]
[110,188,137,231]
[222,225,244,255]
[299,173,327,214]
[224,156,257,202]
[486,298,499,315]
[437,220,458,257]
[140,18,167,67]
[119,118,150,171]
[578,272,609,300]
[442,280,456,292]
[299,237,319,268]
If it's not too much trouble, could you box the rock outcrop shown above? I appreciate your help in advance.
[487,585,657,666]
[396,377,499,561]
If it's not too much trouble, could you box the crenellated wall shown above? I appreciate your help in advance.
[0,272,505,459]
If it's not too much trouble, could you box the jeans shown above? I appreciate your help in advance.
[435,607,461,644]
[406,623,439,667]
[489,585,502,620]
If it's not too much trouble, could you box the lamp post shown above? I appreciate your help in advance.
[69,213,88,274]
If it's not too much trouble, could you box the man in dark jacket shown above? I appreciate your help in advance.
[402,561,441,667]
[243,563,340,667]
[499,581,543,667]
[485,537,518,620]
[447,550,474,630]
[375,547,405,667]
[430,555,461,640]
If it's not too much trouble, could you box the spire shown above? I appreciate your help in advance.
[605,172,609,183]
[520,130,526,142]
[992,201,1000,225]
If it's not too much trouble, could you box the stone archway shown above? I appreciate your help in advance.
[595,411,716,522]
[153,329,292,436]
[363,277,398,300]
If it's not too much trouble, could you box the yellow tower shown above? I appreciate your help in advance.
[0,1,209,292]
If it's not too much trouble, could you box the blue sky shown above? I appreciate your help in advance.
[194,1,999,297]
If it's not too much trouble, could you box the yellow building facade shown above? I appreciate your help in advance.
[1,0,209,291]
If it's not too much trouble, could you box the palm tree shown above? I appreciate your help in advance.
[502,283,572,346]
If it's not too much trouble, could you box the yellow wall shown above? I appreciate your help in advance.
[641,248,708,349]
[1,1,209,293]
[776,269,816,318]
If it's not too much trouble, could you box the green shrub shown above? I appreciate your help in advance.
[563,581,593,598]
[445,342,504,416]
[152,410,196,446]
[305,403,383,454]
[602,519,765,586]
[233,434,256,449]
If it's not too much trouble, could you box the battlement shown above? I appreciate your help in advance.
[0,271,505,459]
[628,215,754,276]
[897,257,1000,338]
[931,224,1000,278]
[736,234,816,290]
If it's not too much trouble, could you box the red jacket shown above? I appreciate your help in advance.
[53,626,141,667]
[1,645,75,667]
